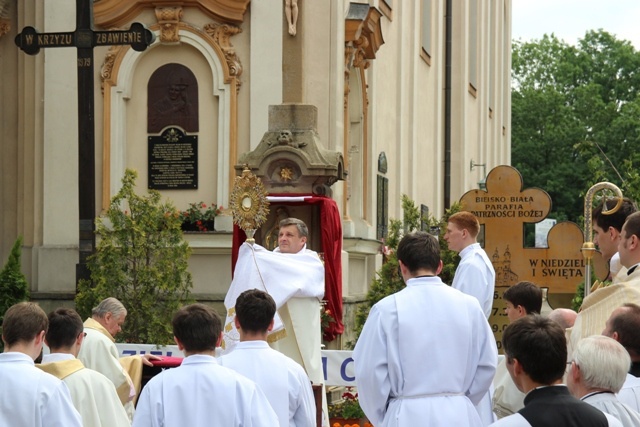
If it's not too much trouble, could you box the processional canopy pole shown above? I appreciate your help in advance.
[582,182,623,297]
[229,165,270,244]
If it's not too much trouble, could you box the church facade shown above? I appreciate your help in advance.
[0,0,511,345]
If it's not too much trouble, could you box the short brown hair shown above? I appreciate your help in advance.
[46,308,84,349]
[2,302,48,346]
[172,303,221,353]
[448,211,480,238]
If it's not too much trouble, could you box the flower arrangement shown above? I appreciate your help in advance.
[180,202,222,232]
[329,387,366,420]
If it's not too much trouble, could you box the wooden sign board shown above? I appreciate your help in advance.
[459,165,606,350]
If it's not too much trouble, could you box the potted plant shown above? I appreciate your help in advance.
[180,201,222,232]
[328,387,371,427]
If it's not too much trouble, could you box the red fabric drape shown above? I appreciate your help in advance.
[231,194,344,340]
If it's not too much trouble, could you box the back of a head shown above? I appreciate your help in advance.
[278,217,309,238]
[448,211,480,238]
[235,289,276,334]
[574,335,630,393]
[502,314,567,385]
[91,297,127,319]
[46,308,84,349]
[593,197,637,232]
[396,231,440,274]
[623,211,640,240]
[172,303,221,353]
[548,308,578,330]
[611,303,640,356]
[503,281,542,314]
[2,302,48,347]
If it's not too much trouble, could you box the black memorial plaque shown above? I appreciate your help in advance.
[148,127,198,189]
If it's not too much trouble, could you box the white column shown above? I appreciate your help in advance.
[250,1,284,149]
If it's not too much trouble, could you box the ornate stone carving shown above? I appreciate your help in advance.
[155,6,183,43]
[0,19,9,38]
[0,0,9,37]
[100,46,123,93]
[237,104,345,196]
[94,0,251,28]
[203,22,243,84]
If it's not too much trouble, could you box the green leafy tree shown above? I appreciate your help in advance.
[512,31,640,223]
[75,169,193,345]
[0,236,30,351]
[349,196,461,346]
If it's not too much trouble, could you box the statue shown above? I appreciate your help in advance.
[285,0,298,36]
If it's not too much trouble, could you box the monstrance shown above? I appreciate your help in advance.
[229,165,270,243]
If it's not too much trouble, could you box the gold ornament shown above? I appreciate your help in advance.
[229,165,270,242]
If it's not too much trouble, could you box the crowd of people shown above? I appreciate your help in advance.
[2,207,640,426]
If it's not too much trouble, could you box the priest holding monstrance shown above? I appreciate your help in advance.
[222,168,328,426]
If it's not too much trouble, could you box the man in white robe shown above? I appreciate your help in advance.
[354,231,497,427]
[133,303,278,427]
[0,302,81,427]
[569,212,640,354]
[223,217,328,425]
[38,307,130,427]
[444,211,495,318]
[78,297,158,419]
[219,289,316,427]
[567,335,640,427]
[591,198,636,282]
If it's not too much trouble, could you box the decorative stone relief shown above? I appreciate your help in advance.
[237,104,345,196]
[155,6,183,44]
[203,22,243,89]
[0,0,10,38]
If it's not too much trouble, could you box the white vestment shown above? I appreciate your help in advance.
[39,353,130,427]
[132,354,278,427]
[78,317,137,419]
[583,392,640,427]
[492,357,525,419]
[353,276,498,427]
[618,374,640,412]
[0,352,82,427]
[452,242,496,318]
[567,277,640,356]
[223,242,328,425]
[219,340,316,427]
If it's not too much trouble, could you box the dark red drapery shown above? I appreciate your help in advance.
[231,194,344,340]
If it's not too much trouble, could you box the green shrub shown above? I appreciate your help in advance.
[0,236,30,352]
[75,169,193,345]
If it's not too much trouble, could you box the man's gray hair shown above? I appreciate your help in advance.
[573,335,630,393]
[279,217,309,238]
[92,297,127,319]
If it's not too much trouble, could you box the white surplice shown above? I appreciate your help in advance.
[583,392,640,427]
[618,374,640,412]
[219,340,316,427]
[132,354,278,427]
[39,353,130,427]
[78,318,132,404]
[0,352,82,427]
[353,276,498,427]
[452,242,496,318]
[78,317,138,420]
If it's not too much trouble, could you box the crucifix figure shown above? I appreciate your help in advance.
[15,0,155,286]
